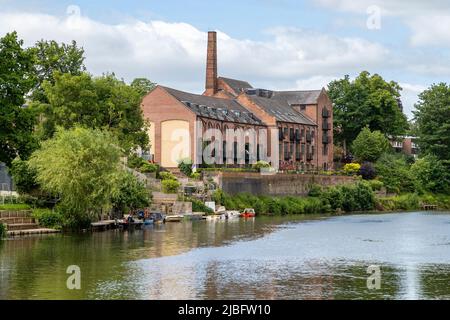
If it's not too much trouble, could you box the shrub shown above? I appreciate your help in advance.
[252,161,271,171]
[32,209,64,229]
[0,223,6,238]
[352,127,391,162]
[359,162,377,180]
[178,158,193,177]
[111,172,150,214]
[127,154,146,169]
[308,184,322,197]
[343,163,361,175]
[0,203,31,210]
[140,162,158,173]
[158,171,177,181]
[411,155,450,194]
[162,179,181,193]
[368,180,384,191]
[375,153,419,194]
[188,198,214,214]
[190,172,201,180]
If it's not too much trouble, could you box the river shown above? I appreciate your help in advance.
[1,211,450,299]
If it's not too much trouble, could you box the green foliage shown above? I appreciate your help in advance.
[190,172,201,180]
[32,72,149,150]
[252,161,271,171]
[30,39,86,102]
[377,193,421,211]
[0,32,38,165]
[413,83,450,161]
[111,172,150,214]
[188,197,214,214]
[212,183,375,215]
[0,203,31,210]
[130,78,156,97]
[162,179,181,194]
[375,153,419,194]
[352,127,391,162]
[343,163,361,175]
[29,126,123,226]
[159,171,177,181]
[178,158,193,177]
[32,209,63,229]
[0,223,6,238]
[8,159,39,194]
[328,71,408,148]
[367,180,384,191]
[411,155,450,194]
[140,162,158,173]
[308,184,323,197]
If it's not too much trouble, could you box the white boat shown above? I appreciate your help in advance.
[225,210,240,219]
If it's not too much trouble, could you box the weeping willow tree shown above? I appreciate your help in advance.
[29,126,123,228]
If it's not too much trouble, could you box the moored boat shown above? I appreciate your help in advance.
[240,208,256,218]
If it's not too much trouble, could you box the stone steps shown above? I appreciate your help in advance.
[7,228,61,237]
[0,217,35,224]
[6,223,40,231]
[0,210,32,218]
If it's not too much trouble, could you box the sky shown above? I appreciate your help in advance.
[1,0,449,119]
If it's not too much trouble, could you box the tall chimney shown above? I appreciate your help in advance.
[205,31,218,96]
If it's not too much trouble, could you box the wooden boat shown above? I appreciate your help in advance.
[240,208,256,218]
[165,215,184,222]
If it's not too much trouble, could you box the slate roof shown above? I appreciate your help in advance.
[218,77,253,95]
[162,86,263,125]
[245,89,322,125]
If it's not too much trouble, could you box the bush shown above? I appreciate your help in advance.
[8,158,39,194]
[0,203,31,210]
[352,127,391,162]
[158,171,177,181]
[411,155,450,194]
[343,163,361,175]
[368,180,384,191]
[162,179,181,193]
[252,161,271,171]
[308,184,322,197]
[32,209,64,229]
[140,162,158,173]
[188,198,214,214]
[111,172,150,214]
[375,153,419,194]
[0,223,6,238]
[190,172,201,180]
[359,162,377,180]
[178,158,193,177]
[127,154,146,169]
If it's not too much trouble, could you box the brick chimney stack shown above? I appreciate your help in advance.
[205,31,218,96]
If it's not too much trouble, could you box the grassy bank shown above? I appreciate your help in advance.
[212,183,450,215]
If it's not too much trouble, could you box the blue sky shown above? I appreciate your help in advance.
[1,0,449,118]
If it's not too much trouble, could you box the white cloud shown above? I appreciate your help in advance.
[0,10,389,94]
[313,0,450,47]
[399,83,427,118]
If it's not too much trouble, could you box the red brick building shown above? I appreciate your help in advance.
[141,31,333,170]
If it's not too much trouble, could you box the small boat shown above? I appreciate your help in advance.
[144,218,154,225]
[165,215,184,222]
[240,208,256,218]
[151,212,166,224]
[225,210,240,219]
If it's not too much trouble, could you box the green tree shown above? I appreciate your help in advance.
[352,127,391,162]
[112,172,150,214]
[328,71,408,152]
[33,72,149,150]
[411,155,450,194]
[30,39,86,102]
[29,127,123,227]
[8,158,39,194]
[0,32,38,165]
[131,78,156,97]
[413,83,450,162]
[375,153,419,194]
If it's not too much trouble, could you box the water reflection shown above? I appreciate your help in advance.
[1,212,450,299]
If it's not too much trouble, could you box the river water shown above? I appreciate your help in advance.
[1,211,450,300]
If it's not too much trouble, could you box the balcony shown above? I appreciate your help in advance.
[322,108,330,118]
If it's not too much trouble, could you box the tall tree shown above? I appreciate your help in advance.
[131,78,156,97]
[352,127,391,162]
[328,71,408,152]
[0,32,38,165]
[413,83,450,162]
[29,127,123,227]
[30,39,86,102]
[33,72,149,151]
